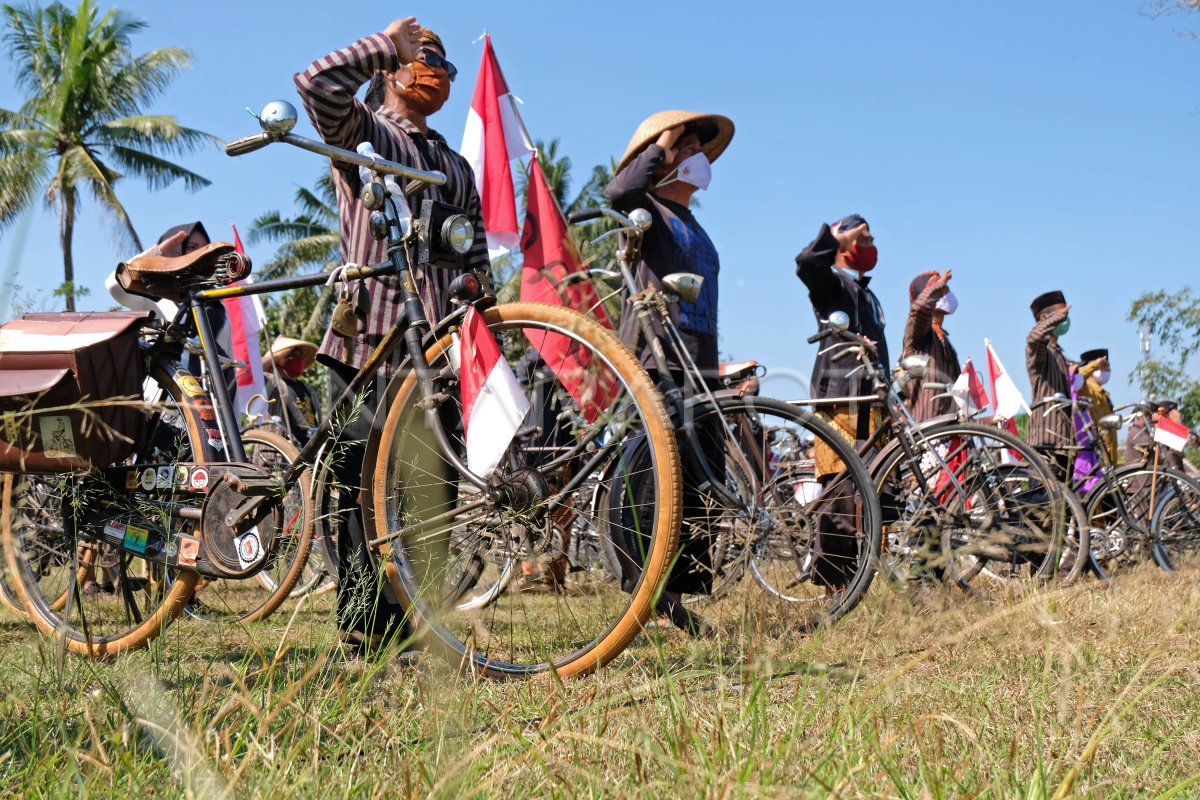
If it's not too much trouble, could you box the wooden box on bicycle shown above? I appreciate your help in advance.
[0,311,151,471]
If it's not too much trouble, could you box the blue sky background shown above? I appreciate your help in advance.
[2,0,1197,404]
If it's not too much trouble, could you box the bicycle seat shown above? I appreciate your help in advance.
[719,360,760,382]
[116,242,242,302]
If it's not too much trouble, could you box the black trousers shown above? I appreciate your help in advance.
[327,361,408,642]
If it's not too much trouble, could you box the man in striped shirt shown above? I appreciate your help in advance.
[294,17,489,658]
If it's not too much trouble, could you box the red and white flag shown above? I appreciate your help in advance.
[519,158,618,422]
[1153,416,1191,453]
[220,224,267,415]
[950,358,990,416]
[460,34,534,258]
[460,306,530,476]
[985,339,1029,431]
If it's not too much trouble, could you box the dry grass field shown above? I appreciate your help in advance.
[3,566,1200,799]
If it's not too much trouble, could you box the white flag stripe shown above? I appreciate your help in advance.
[465,352,530,476]
[462,108,485,199]
[1153,418,1190,453]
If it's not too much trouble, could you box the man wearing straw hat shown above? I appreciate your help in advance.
[604,109,734,632]
[261,336,322,446]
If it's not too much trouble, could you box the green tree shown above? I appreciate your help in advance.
[1128,287,1200,425]
[247,173,339,342]
[0,0,214,310]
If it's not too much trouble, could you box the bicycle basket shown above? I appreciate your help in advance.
[0,311,151,471]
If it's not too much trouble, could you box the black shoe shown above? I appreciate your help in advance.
[654,595,713,639]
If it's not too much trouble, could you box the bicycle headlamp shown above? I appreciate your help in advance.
[418,199,474,268]
[441,214,474,255]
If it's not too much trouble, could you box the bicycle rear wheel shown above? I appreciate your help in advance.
[3,367,205,658]
[897,423,1072,593]
[368,302,681,678]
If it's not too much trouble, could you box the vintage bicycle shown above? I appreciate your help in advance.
[2,101,682,678]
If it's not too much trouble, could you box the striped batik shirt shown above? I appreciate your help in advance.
[900,281,961,422]
[294,33,489,373]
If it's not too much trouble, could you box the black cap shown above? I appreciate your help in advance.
[158,221,209,246]
[831,214,869,235]
[1030,290,1066,320]
[1158,399,1179,412]
[1080,348,1109,364]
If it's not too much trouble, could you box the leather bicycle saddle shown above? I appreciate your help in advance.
[116,242,243,302]
[718,360,760,382]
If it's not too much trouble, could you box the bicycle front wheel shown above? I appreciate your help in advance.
[368,302,681,678]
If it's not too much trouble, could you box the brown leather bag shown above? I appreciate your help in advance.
[0,311,151,471]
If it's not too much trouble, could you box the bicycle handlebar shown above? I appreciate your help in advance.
[225,101,447,187]
[567,208,605,224]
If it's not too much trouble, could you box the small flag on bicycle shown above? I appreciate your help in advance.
[221,224,267,416]
[1153,415,1190,452]
[950,358,989,416]
[460,306,531,477]
[460,34,534,258]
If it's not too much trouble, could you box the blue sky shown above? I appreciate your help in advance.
[2,0,1198,405]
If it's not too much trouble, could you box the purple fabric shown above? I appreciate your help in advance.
[1070,366,1101,493]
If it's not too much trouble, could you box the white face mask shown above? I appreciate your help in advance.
[1095,369,1111,386]
[935,290,958,315]
[656,151,711,191]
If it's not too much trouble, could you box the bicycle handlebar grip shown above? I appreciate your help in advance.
[225,134,272,157]
[568,208,605,224]
[806,330,829,345]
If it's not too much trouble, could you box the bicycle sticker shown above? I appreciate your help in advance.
[177,374,205,398]
[177,535,200,567]
[156,466,173,489]
[189,467,210,491]
[140,467,157,491]
[174,465,189,487]
[165,539,179,559]
[124,524,149,554]
[193,398,217,421]
[237,532,262,567]
[38,415,77,458]
[125,470,140,490]
[103,520,126,540]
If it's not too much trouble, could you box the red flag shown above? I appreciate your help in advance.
[460,35,533,256]
[220,224,266,413]
[520,159,612,327]
[459,306,530,476]
[519,158,618,422]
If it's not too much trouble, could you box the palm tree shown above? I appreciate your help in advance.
[247,173,340,341]
[0,0,215,310]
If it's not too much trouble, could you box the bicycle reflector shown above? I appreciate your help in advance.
[418,199,475,267]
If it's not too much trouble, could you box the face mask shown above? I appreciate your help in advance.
[281,356,307,379]
[399,60,450,115]
[843,241,878,273]
[935,290,958,315]
[1095,369,1111,386]
[1054,317,1071,337]
[655,151,712,191]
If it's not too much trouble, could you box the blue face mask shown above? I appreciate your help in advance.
[1054,317,1071,337]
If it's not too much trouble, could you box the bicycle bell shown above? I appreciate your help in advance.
[258,100,298,135]
[629,208,652,231]
[828,311,850,332]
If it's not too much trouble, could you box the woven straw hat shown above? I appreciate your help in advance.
[615,110,735,176]
[262,336,317,372]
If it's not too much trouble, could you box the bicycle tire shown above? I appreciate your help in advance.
[877,421,1070,592]
[3,366,205,658]
[1083,464,1200,577]
[1150,468,1200,572]
[366,302,682,678]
